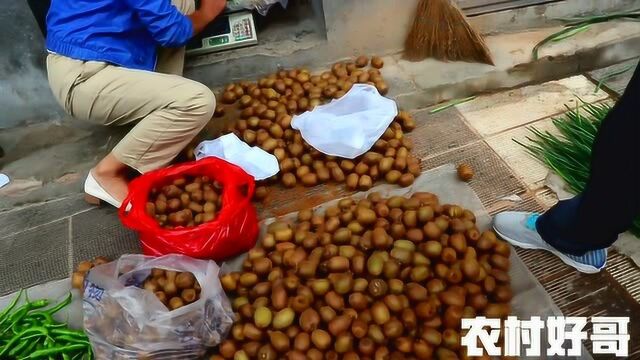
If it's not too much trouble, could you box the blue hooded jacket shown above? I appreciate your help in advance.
[46,0,194,71]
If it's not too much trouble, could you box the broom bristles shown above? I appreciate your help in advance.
[405,0,494,65]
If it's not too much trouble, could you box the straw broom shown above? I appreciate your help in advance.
[405,0,494,65]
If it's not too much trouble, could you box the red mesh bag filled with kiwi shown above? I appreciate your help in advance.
[119,157,259,261]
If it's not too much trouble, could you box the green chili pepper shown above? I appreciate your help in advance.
[28,343,88,358]
[0,289,23,325]
[27,311,55,325]
[25,299,50,310]
[51,328,88,339]
[1,295,90,360]
[18,340,39,358]
[1,307,29,336]
[44,293,72,316]
[1,300,51,336]
[52,335,91,346]
[9,300,49,321]
[8,307,28,323]
[12,318,36,334]
[8,334,45,357]
[0,327,49,357]
[45,323,68,329]
[9,342,30,357]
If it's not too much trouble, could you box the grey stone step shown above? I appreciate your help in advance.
[588,57,639,97]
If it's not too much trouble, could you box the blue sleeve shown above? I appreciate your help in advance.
[123,0,194,47]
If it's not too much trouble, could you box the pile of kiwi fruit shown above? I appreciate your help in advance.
[218,56,386,113]
[145,176,223,229]
[141,268,202,310]
[213,192,512,360]
[73,259,201,311]
[209,55,419,197]
[71,256,111,291]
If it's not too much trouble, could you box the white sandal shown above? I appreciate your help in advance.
[84,171,123,208]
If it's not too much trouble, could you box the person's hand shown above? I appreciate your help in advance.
[189,0,226,34]
[199,0,226,21]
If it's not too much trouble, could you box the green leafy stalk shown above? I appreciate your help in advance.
[429,96,476,114]
[550,24,591,42]
[514,100,640,237]
[533,11,640,60]
[594,64,635,93]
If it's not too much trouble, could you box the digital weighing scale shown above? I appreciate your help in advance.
[186,10,258,56]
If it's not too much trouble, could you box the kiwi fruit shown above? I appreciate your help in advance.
[221,91,236,104]
[371,56,384,69]
[355,55,369,68]
[457,163,474,182]
[148,176,222,229]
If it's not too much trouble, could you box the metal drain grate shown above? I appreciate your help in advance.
[408,108,481,161]
[421,142,526,208]
[516,247,640,359]
[606,250,640,303]
[490,191,640,359]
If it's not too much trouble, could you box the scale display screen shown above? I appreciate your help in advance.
[186,16,230,50]
[186,11,258,55]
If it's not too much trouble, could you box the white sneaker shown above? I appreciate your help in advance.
[84,171,123,208]
[493,212,607,274]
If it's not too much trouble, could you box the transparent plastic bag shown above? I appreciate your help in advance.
[83,254,234,360]
[291,84,398,159]
[226,0,287,15]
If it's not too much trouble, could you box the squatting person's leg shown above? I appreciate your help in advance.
[47,53,215,206]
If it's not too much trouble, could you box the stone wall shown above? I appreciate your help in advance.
[0,0,62,130]
[1,0,637,129]
[321,0,639,59]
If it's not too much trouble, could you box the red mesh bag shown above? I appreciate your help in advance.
[119,157,258,261]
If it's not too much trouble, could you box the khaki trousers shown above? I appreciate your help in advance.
[46,0,215,173]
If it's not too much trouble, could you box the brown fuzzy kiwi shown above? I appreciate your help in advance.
[355,55,369,68]
[457,163,474,182]
[221,91,236,104]
[371,56,384,69]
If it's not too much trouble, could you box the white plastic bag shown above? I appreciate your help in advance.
[226,0,287,15]
[83,254,234,360]
[194,133,280,180]
[291,84,398,159]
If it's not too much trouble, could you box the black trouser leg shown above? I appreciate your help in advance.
[537,64,640,256]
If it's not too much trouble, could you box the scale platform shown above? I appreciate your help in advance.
[186,11,258,56]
